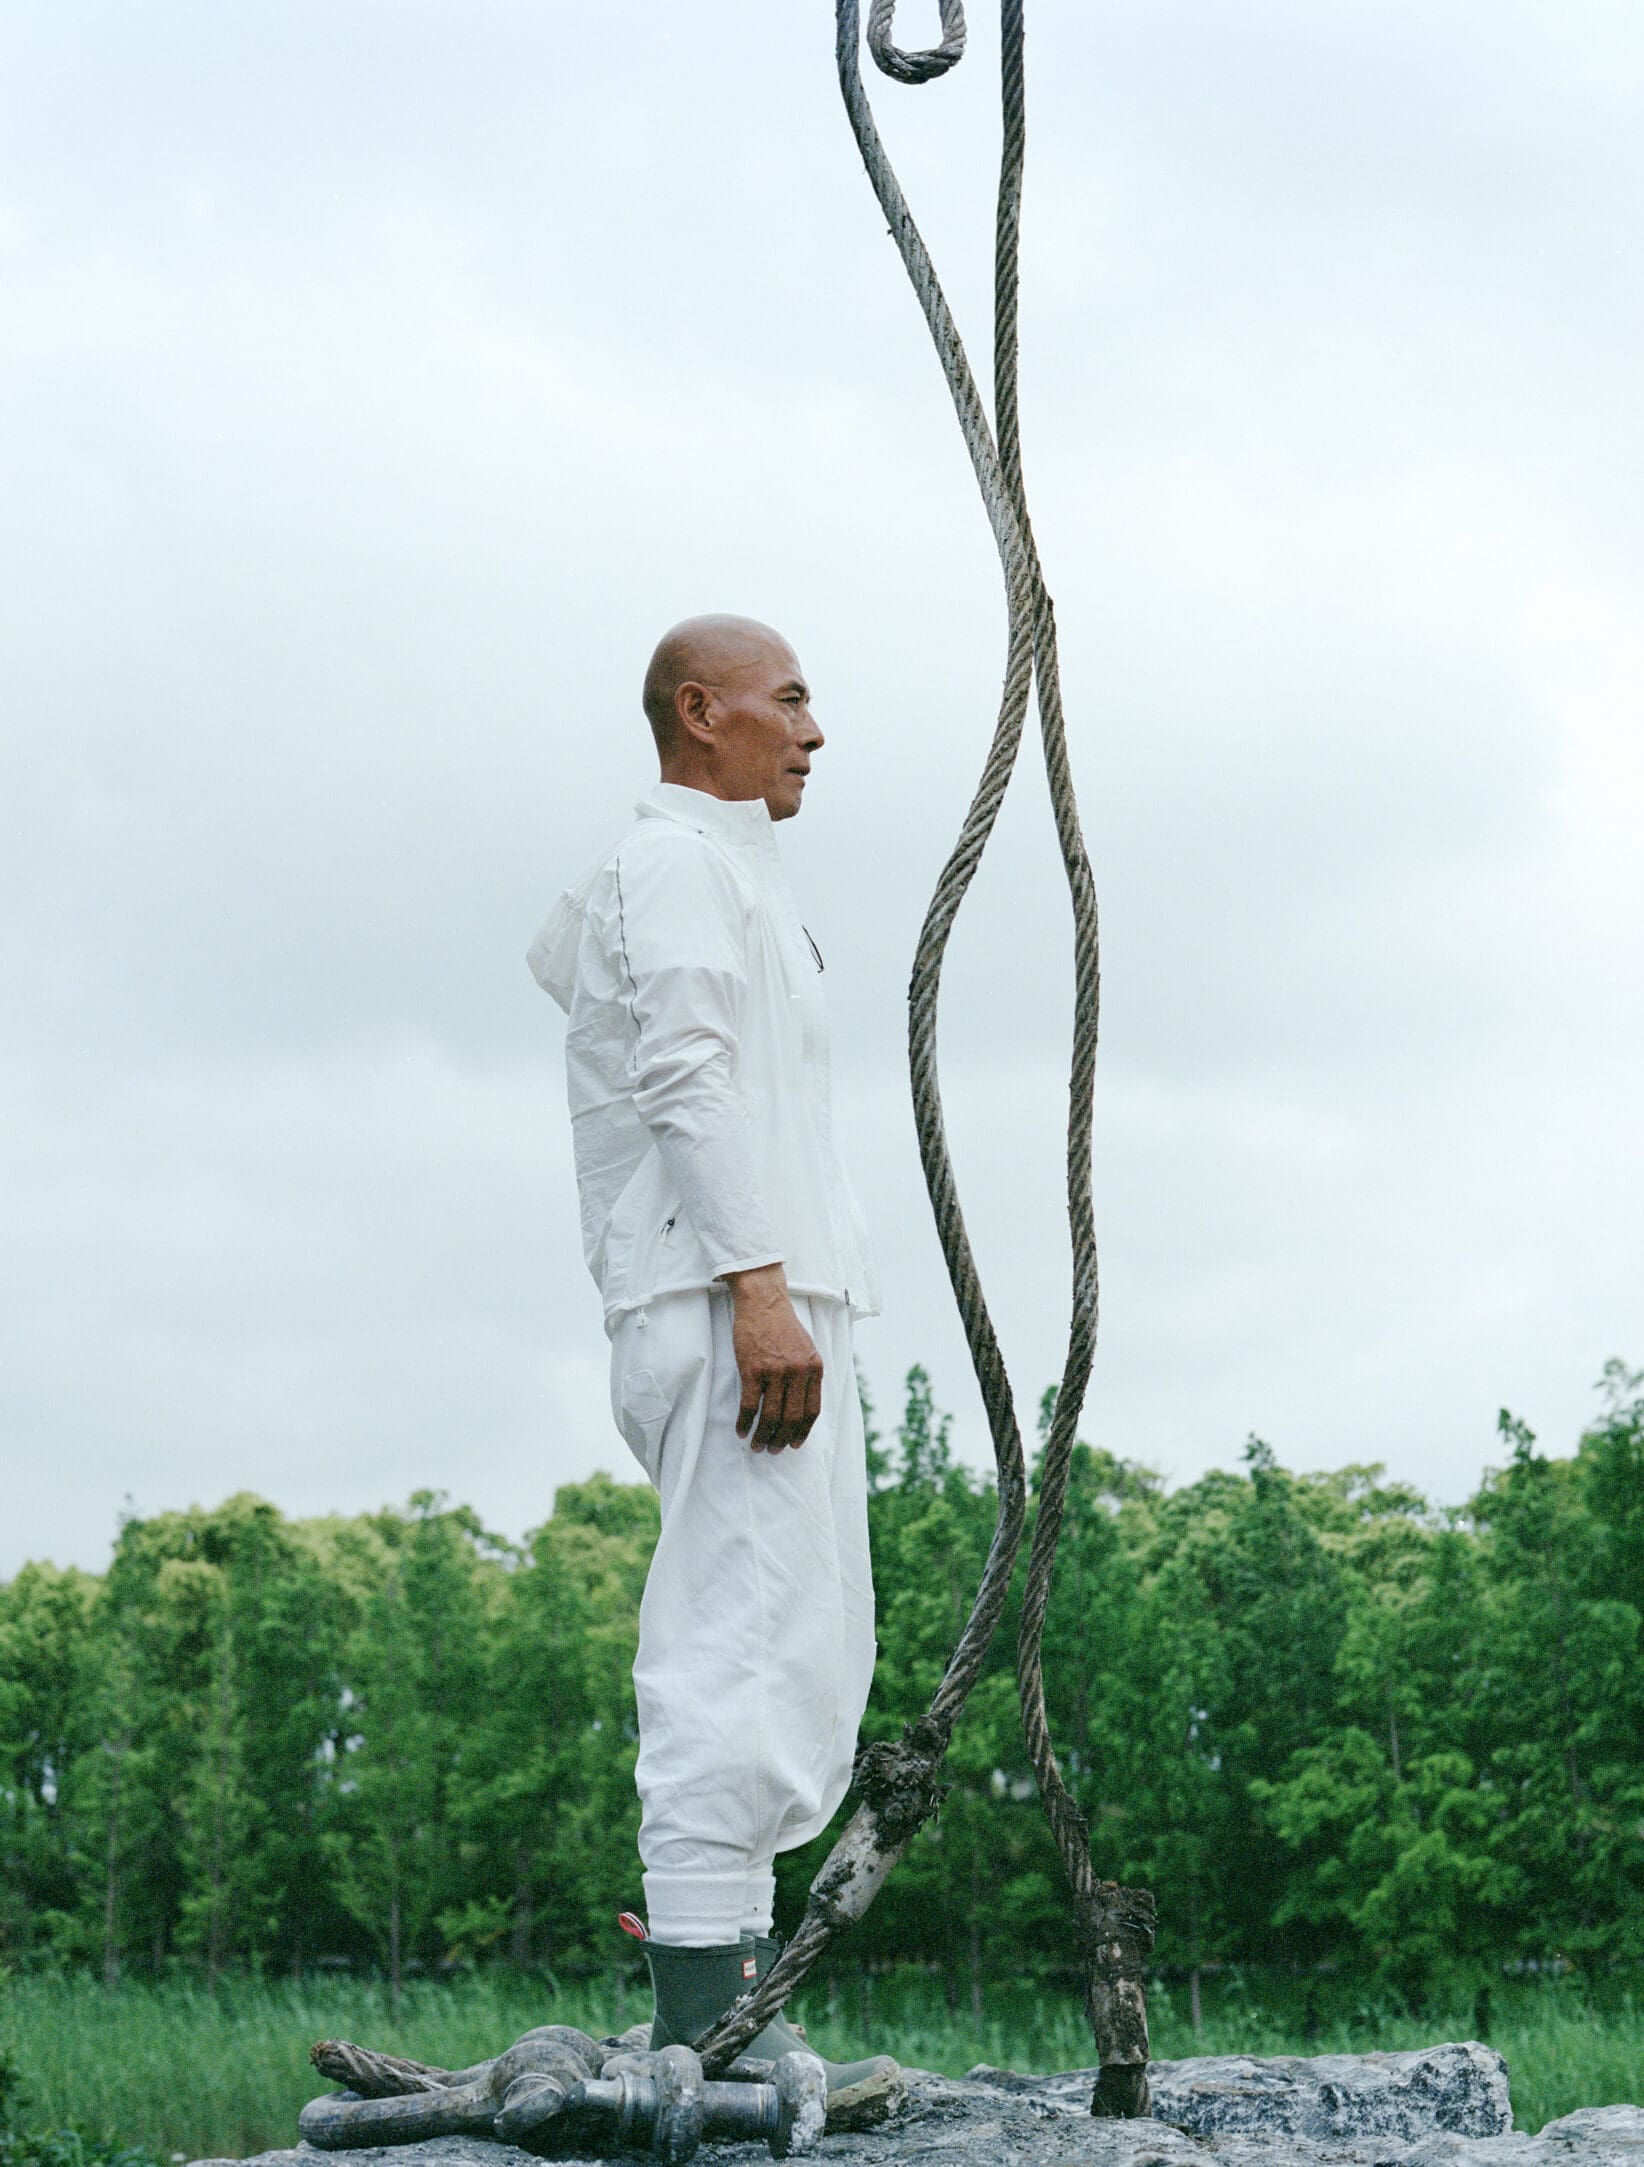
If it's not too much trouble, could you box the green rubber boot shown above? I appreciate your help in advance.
[644,1938,759,2052]
[642,1937,901,2119]
[745,1932,902,2118]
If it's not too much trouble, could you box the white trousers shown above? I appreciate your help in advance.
[608,1285,876,1948]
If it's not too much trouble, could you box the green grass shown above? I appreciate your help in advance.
[1,1970,1639,2159]
[0,1975,640,2164]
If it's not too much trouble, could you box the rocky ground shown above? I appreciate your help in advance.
[195,2044,1644,2167]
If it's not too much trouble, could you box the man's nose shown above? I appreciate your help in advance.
[801,710,824,749]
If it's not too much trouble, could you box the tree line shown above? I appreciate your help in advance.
[3,1360,1642,2012]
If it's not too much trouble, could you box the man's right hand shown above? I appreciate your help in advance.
[723,1263,823,1454]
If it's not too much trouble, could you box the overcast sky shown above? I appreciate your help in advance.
[3,2,1640,1580]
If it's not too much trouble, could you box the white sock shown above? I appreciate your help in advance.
[740,1867,777,1941]
[641,1868,746,1949]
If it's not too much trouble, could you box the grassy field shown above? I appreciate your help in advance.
[2,1969,1641,2160]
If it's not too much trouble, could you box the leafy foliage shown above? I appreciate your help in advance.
[3,1362,1642,2015]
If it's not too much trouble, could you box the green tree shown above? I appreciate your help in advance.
[1470,1412,1644,1972]
[5,1355,1642,1996]
[172,1582,264,1983]
[324,1494,506,2004]
[1576,1361,1644,1618]
[0,1561,101,1965]
[442,1475,657,1974]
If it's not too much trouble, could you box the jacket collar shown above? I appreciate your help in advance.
[637,782,780,860]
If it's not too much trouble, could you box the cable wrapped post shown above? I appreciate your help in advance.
[1085,1885,1158,2116]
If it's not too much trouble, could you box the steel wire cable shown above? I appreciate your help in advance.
[696,4,1153,2111]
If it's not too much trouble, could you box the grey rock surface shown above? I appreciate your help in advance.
[970,2041,1512,2143]
[192,2049,1644,2167]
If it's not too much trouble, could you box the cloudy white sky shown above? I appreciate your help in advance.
[3,2,1640,1579]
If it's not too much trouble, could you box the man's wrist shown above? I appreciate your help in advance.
[723,1260,787,1305]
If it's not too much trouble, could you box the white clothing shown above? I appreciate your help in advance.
[529,780,881,1947]
[527,783,881,1329]
[610,1284,876,1947]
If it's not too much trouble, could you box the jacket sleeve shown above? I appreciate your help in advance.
[599,830,782,1279]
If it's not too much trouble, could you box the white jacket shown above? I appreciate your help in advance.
[528,782,881,1329]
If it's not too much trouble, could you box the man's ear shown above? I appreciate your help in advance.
[674,681,715,749]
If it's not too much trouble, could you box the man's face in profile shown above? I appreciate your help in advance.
[699,635,823,821]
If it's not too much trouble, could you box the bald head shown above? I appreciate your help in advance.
[642,614,791,751]
[640,612,822,821]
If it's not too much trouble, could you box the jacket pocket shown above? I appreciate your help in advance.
[602,1151,692,1311]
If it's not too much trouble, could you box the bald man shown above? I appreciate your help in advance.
[528,617,894,2100]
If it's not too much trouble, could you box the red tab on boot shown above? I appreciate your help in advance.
[617,1910,648,1942]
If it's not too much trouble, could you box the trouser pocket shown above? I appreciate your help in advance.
[609,1295,708,1486]
[614,1363,672,1479]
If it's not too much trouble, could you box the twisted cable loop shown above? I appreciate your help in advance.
[695,5,1154,2104]
[867,0,967,83]
[831,0,1037,1778]
[694,13,1032,2074]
